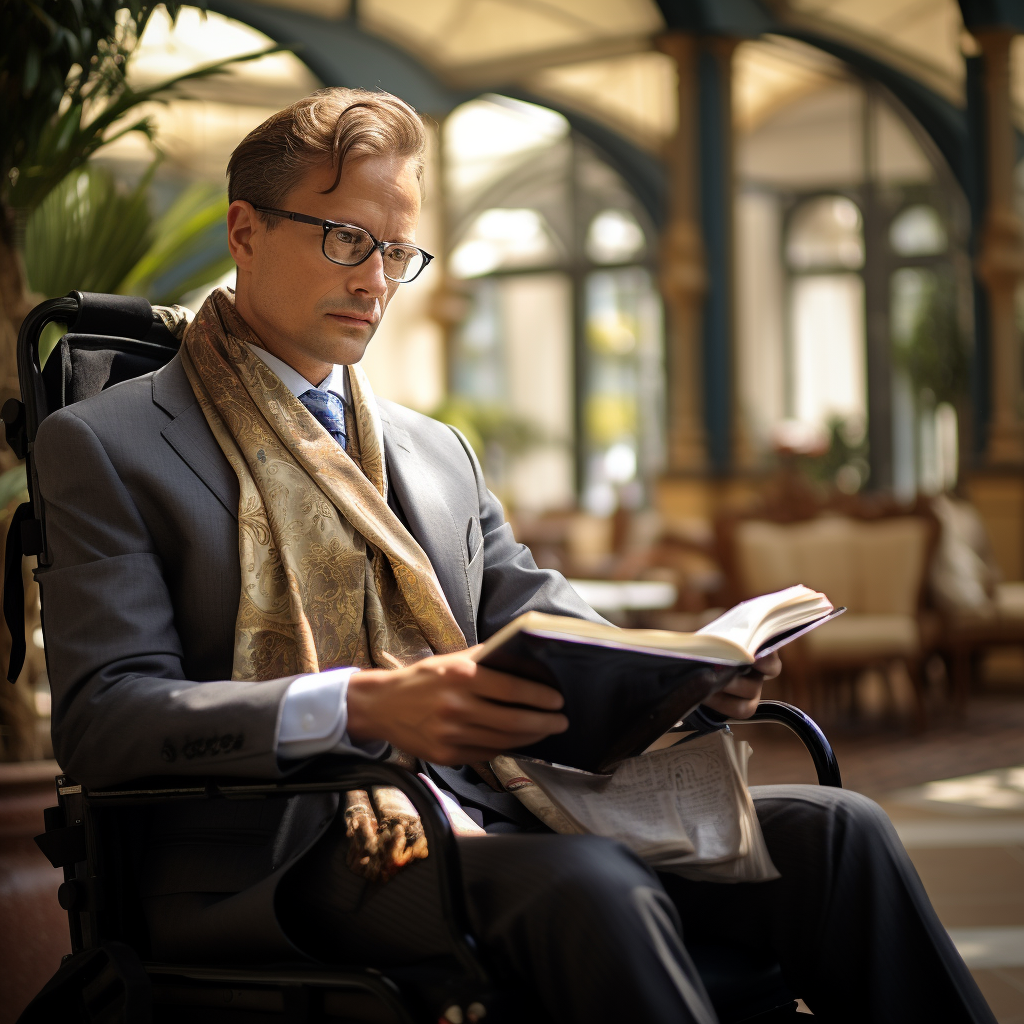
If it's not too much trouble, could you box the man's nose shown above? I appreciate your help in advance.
[347,247,388,297]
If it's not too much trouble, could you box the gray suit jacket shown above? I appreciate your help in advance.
[33,352,601,959]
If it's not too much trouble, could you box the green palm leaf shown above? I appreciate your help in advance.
[121,183,233,305]
[25,165,233,308]
[23,162,155,297]
[0,467,28,511]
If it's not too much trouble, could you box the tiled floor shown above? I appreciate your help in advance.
[733,693,1024,1022]
[882,768,1024,1024]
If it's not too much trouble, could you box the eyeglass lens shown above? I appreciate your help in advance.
[324,225,425,282]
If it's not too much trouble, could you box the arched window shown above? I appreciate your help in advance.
[738,67,970,498]
[444,95,664,516]
[889,203,947,257]
[888,201,960,497]
[784,194,867,460]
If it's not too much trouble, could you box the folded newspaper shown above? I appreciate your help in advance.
[492,730,779,883]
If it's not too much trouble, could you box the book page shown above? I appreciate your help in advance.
[475,612,752,664]
[476,588,833,667]
[696,585,831,656]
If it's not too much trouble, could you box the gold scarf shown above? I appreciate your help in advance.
[181,288,467,681]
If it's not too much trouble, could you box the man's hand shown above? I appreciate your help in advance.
[701,652,782,721]
[346,648,569,765]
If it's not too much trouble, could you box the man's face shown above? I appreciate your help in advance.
[228,153,422,378]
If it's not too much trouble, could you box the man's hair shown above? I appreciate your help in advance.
[226,87,427,216]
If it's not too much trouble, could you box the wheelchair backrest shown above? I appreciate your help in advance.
[4,291,182,681]
[42,333,179,412]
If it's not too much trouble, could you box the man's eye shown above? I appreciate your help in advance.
[386,247,411,261]
[334,230,361,245]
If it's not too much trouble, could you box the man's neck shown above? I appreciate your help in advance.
[233,290,334,386]
[257,336,333,389]
[251,345,349,403]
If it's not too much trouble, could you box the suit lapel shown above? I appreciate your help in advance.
[152,356,238,519]
[381,407,477,644]
[150,360,475,640]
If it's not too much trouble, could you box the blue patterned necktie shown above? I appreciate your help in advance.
[298,388,348,450]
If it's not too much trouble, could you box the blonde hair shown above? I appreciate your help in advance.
[227,87,426,216]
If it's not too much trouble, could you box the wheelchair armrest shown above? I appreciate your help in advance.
[75,758,487,983]
[731,700,842,788]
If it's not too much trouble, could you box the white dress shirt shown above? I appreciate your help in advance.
[248,345,386,761]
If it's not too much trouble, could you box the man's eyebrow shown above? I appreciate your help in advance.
[326,217,417,243]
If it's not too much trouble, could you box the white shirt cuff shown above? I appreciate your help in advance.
[277,668,386,760]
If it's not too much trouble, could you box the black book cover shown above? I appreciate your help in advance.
[480,631,739,773]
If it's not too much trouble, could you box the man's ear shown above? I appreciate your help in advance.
[227,200,260,269]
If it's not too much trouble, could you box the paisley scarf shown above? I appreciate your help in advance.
[181,288,467,682]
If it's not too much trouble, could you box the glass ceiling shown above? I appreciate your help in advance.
[111,0,1024,179]
[786,0,967,95]
[360,0,665,71]
[241,0,1011,127]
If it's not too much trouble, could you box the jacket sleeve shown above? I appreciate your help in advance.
[445,426,610,641]
[33,407,365,789]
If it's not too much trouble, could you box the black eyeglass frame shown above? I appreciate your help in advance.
[253,205,434,283]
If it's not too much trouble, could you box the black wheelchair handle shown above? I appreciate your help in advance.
[732,699,843,788]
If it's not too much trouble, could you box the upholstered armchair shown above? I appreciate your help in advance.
[929,494,1024,714]
[719,511,937,728]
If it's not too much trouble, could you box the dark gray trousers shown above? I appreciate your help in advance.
[277,785,996,1024]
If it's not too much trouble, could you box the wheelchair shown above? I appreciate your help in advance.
[7,292,842,1024]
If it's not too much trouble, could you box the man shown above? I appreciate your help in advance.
[34,88,994,1023]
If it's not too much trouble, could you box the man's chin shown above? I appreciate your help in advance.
[320,321,375,364]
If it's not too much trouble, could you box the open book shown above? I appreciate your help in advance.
[476,585,842,772]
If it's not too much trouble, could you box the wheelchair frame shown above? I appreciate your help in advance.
[8,292,841,1024]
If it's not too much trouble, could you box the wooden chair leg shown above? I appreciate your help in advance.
[906,658,928,733]
[951,646,972,721]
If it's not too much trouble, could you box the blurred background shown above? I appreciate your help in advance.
[5,1,1024,1018]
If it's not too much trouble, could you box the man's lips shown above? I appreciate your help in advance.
[326,310,377,327]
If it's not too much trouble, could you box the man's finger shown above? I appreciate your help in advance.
[457,693,569,736]
[445,716,569,753]
[385,822,412,869]
[468,667,565,711]
[719,675,765,700]
[371,786,417,819]
[748,651,782,680]
[406,820,428,860]
[702,687,762,721]
[424,724,572,764]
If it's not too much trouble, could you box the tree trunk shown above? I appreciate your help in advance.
[0,206,34,397]
[0,209,48,762]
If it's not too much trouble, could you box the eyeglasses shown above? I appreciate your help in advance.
[253,206,434,284]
